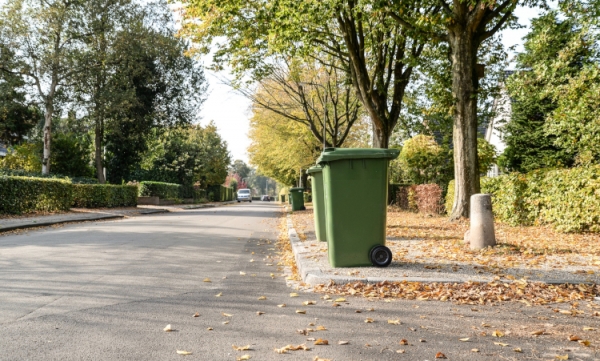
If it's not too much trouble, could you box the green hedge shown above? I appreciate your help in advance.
[0,176,72,214]
[72,184,138,208]
[207,185,234,202]
[446,165,600,232]
[138,181,181,200]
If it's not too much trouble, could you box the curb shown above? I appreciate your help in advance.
[179,201,238,210]
[0,214,125,233]
[285,214,597,287]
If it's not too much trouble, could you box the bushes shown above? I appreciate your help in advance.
[446,166,600,232]
[206,184,234,202]
[0,176,72,214]
[138,181,181,200]
[72,184,138,208]
[395,184,444,215]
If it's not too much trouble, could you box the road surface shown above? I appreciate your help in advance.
[0,203,597,360]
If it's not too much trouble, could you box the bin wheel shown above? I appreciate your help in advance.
[370,245,392,267]
[250,200,252,203]
[237,200,241,203]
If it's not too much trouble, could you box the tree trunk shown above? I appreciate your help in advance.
[371,121,389,148]
[94,117,105,184]
[449,30,480,220]
[41,103,53,175]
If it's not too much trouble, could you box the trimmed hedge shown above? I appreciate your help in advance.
[0,176,72,214]
[72,184,138,208]
[207,185,234,202]
[446,165,600,232]
[139,181,181,200]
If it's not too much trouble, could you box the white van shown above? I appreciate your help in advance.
[237,188,252,202]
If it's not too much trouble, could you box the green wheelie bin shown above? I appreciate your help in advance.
[289,187,306,211]
[317,148,400,267]
[306,166,326,242]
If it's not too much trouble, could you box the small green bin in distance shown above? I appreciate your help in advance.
[290,187,306,211]
[317,148,400,267]
[280,194,286,203]
[306,166,326,242]
[288,193,292,204]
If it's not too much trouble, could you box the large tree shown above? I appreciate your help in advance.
[388,0,533,219]
[0,0,86,174]
[179,0,429,148]
[237,57,362,149]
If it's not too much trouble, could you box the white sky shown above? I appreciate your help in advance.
[196,5,549,164]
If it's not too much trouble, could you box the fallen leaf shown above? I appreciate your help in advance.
[256,311,265,316]
[203,278,211,283]
[240,271,246,275]
[555,355,569,360]
[338,341,349,345]
[334,298,346,302]
[578,340,591,347]
[494,342,509,347]
[303,300,316,305]
[232,345,251,351]
[236,355,251,361]
[459,338,470,342]
[215,292,222,297]
[583,327,595,331]
[568,335,581,341]
[192,312,200,317]
[531,330,545,336]
[471,348,479,352]
[355,310,362,313]
[176,350,192,355]
[388,319,401,325]
[364,318,374,323]
[223,321,229,325]
[397,349,406,353]
[492,330,504,337]
[332,303,340,307]
[314,338,329,345]
[290,293,299,297]
[277,304,286,308]
[274,344,310,353]
[366,308,374,311]
[258,296,267,300]
[313,357,331,361]
[316,326,327,331]
[399,339,408,345]
[419,339,426,343]
[207,327,213,331]
[222,312,233,317]
[296,310,306,314]
[514,348,522,353]
[164,324,173,332]
[435,352,447,359]
[249,259,254,262]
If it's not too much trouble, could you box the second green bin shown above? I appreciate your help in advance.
[289,187,306,211]
[306,166,326,242]
[317,148,399,267]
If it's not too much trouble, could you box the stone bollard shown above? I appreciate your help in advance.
[469,194,496,250]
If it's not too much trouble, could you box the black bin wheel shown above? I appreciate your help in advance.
[370,245,392,267]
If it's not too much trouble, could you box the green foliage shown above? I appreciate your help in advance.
[138,181,181,200]
[397,134,453,188]
[230,160,251,180]
[0,176,72,214]
[0,142,42,172]
[446,165,600,232]
[137,123,231,188]
[207,185,234,202]
[51,133,94,178]
[503,10,593,172]
[72,184,137,208]
[477,138,497,174]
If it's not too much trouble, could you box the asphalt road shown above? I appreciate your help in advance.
[0,203,598,361]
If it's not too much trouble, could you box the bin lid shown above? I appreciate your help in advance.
[306,166,322,175]
[317,148,400,164]
[290,187,304,192]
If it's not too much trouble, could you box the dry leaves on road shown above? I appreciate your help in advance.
[315,280,599,306]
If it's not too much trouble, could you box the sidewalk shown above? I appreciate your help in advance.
[286,207,600,286]
[0,201,237,233]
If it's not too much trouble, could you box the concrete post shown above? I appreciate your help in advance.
[469,194,496,250]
